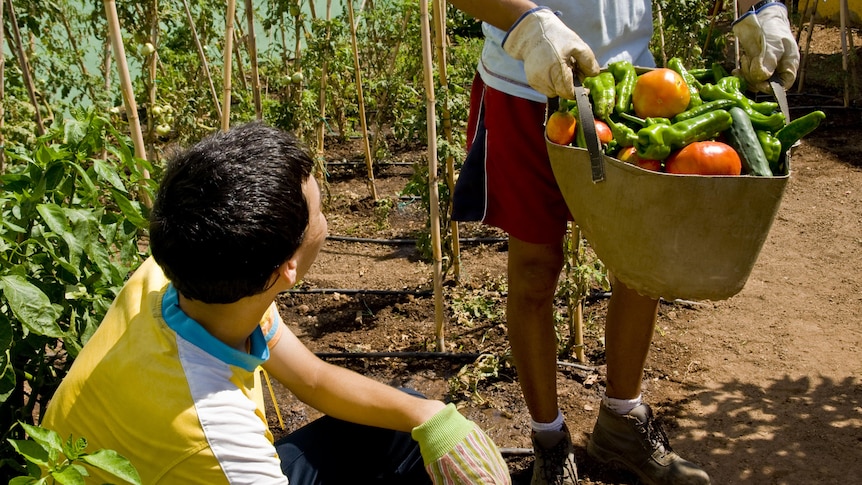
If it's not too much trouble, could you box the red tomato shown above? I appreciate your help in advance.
[617,145,640,164]
[546,110,577,145]
[632,68,691,119]
[595,120,613,144]
[636,158,664,172]
[665,141,742,175]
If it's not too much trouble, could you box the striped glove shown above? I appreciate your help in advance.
[411,404,510,484]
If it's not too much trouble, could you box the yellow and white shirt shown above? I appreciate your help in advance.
[43,257,288,484]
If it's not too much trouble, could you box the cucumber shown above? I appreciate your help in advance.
[726,107,773,177]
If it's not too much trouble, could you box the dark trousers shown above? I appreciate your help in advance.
[275,390,432,485]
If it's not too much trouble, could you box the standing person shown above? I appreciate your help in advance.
[42,122,511,485]
[448,1,799,484]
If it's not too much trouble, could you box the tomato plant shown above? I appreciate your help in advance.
[632,68,690,119]
[665,141,741,175]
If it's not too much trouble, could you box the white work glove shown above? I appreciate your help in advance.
[732,2,799,93]
[502,7,600,99]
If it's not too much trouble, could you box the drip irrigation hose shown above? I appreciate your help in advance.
[285,287,432,296]
[315,351,481,360]
[326,235,507,245]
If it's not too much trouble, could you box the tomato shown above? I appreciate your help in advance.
[636,158,663,172]
[617,145,640,164]
[546,110,577,145]
[595,120,613,144]
[632,68,691,119]
[665,141,742,175]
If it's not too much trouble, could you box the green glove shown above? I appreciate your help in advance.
[411,404,510,484]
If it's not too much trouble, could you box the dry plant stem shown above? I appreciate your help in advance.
[420,0,446,352]
[244,0,263,119]
[6,0,44,136]
[432,0,462,280]
[233,28,248,92]
[346,0,378,200]
[182,0,222,119]
[221,0,237,131]
[103,0,152,207]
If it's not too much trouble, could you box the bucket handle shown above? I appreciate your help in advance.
[572,77,605,183]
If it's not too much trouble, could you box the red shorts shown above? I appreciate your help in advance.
[452,74,571,244]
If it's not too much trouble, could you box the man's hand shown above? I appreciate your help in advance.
[733,3,799,93]
[502,7,600,99]
[412,404,511,484]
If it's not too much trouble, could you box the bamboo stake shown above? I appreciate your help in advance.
[1,0,6,173]
[797,0,820,92]
[145,0,159,162]
[103,0,152,207]
[181,0,222,119]
[432,0,461,280]
[346,0,378,200]
[6,0,44,136]
[244,0,262,119]
[569,223,586,363]
[222,0,237,131]
[840,0,850,107]
[702,0,723,57]
[419,0,446,352]
[655,1,667,66]
[316,0,333,164]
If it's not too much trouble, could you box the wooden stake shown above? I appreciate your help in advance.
[316,0,333,165]
[840,0,850,107]
[420,0,446,351]
[244,0,263,119]
[6,0,44,136]
[145,0,159,162]
[1,0,6,173]
[346,0,378,200]
[103,0,152,207]
[797,0,820,92]
[181,0,222,119]
[222,0,237,131]
[432,0,461,280]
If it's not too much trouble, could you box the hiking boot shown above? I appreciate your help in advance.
[587,403,710,485]
[531,424,579,484]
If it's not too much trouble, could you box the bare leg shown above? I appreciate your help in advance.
[506,235,565,423]
[604,277,660,400]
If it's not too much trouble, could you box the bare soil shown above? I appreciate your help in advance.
[266,27,862,484]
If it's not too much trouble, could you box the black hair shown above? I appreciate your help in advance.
[149,122,314,303]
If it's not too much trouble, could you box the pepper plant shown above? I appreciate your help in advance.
[0,111,151,479]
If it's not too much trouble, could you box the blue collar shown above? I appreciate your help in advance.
[161,285,269,372]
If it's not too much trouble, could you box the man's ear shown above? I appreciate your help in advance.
[277,258,299,289]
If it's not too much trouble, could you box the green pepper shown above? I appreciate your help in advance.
[688,68,713,84]
[667,57,703,108]
[583,72,616,119]
[699,83,786,132]
[608,60,637,114]
[716,75,780,115]
[756,130,782,169]
[711,62,730,84]
[603,115,638,148]
[619,111,671,127]
[671,99,736,123]
[775,110,826,153]
[635,110,733,160]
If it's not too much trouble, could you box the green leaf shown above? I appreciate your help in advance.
[63,118,88,146]
[109,189,148,230]
[0,275,63,338]
[8,477,38,484]
[8,438,51,468]
[51,464,86,485]
[81,449,142,485]
[93,159,128,193]
[62,434,87,462]
[20,424,65,460]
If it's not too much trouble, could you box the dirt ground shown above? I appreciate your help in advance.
[265,27,862,484]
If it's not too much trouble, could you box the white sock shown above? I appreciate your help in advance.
[531,410,565,433]
[603,394,643,415]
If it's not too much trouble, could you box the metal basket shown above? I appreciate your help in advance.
[548,80,790,301]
